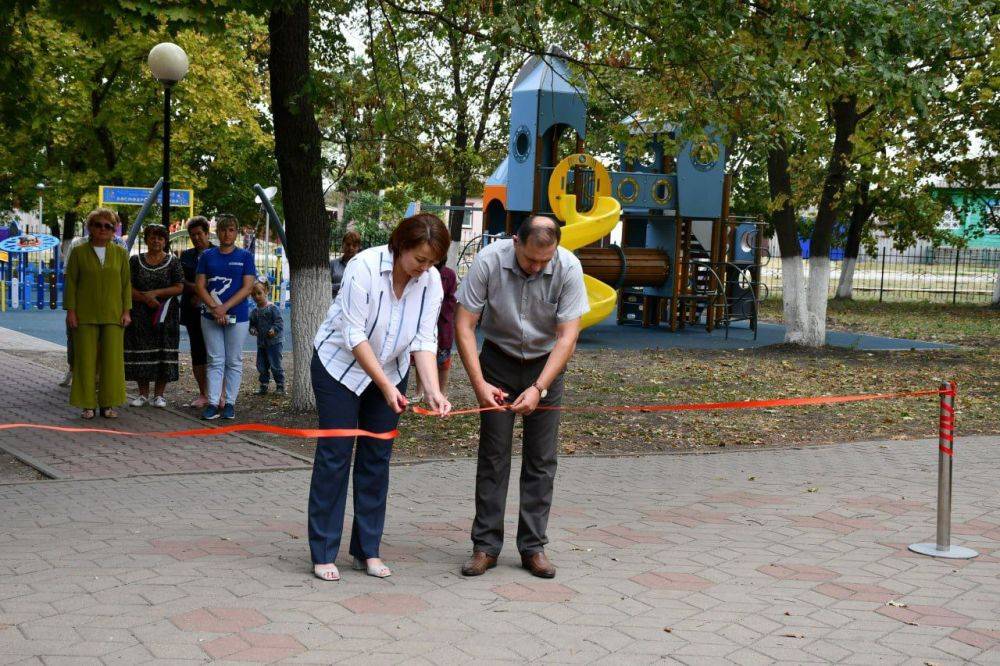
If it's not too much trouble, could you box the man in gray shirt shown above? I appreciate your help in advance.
[455,215,589,579]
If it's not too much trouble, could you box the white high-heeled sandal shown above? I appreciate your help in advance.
[313,563,340,581]
[353,557,391,578]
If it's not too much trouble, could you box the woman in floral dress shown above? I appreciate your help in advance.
[124,225,184,407]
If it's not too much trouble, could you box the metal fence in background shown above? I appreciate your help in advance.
[761,247,1000,304]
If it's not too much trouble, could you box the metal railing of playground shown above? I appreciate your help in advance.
[0,240,289,312]
[760,247,1000,304]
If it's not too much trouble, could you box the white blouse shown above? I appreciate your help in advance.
[312,245,443,395]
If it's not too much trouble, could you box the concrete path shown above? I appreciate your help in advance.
[1,436,998,664]
[0,349,309,480]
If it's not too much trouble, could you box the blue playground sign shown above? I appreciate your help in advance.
[100,186,192,207]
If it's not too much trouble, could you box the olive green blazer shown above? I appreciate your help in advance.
[64,241,132,324]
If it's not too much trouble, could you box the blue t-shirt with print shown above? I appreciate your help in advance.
[196,247,257,323]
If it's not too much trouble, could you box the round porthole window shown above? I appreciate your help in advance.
[690,139,720,172]
[651,178,673,206]
[616,176,639,205]
[513,126,531,163]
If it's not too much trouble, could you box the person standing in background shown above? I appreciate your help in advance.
[249,281,285,395]
[195,214,256,420]
[64,208,132,419]
[179,216,215,408]
[329,230,362,300]
[412,258,457,401]
[125,225,184,408]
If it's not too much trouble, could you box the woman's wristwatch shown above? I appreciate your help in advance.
[531,381,548,399]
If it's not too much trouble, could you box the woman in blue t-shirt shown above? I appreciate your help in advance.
[194,214,257,419]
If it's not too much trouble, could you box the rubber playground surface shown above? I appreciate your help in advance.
[0,306,954,353]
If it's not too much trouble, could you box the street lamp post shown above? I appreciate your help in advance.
[147,43,189,229]
[36,182,45,235]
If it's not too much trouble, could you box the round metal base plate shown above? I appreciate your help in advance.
[908,543,979,559]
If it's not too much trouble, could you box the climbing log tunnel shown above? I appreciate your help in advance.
[575,247,671,289]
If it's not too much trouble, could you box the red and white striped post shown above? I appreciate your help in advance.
[909,381,979,559]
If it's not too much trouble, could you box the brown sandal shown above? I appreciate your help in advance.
[81,409,96,420]
[99,407,118,419]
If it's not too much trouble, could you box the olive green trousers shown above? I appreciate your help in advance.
[70,324,126,409]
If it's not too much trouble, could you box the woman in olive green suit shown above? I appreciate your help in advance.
[64,209,132,419]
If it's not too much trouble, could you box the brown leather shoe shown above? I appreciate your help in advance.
[521,551,556,578]
[461,551,497,576]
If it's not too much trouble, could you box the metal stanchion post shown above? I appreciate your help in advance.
[909,381,978,559]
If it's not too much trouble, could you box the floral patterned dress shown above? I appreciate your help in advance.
[124,253,183,382]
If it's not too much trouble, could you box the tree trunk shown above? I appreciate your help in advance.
[766,138,809,344]
[804,94,861,345]
[446,24,470,252]
[835,179,874,300]
[268,0,330,411]
[91,60,122,176]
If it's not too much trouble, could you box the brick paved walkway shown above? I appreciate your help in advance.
[2,435,998,664]
[0,350,309,479]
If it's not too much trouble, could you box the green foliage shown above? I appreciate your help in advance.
[0,2,276,232]
[342,191,399,246]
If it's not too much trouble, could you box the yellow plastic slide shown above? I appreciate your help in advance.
[548,154,622,329]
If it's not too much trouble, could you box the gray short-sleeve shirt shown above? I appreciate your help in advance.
[456,239,589,360]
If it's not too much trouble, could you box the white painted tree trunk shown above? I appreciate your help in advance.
[447,240,462,270]
[992,266,1000,306]
[835,256,857,299]
[289,265,328,411]
[804,256,831,347]
[782,256,830,346]
[781,256,809,344]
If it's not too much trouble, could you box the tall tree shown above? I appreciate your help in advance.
[268,0,331,410]
[0,4,275,232]
[365,0,519,250]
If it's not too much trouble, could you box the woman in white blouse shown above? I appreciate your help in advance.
[309,214,452,582]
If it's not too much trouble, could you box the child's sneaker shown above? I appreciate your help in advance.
[202,405,221,420]
[257,384,268,395]
[275,385,285,395]
[222,404,236,419]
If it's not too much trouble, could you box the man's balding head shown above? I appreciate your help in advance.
[517,215,561,248]
[513,215,560,276]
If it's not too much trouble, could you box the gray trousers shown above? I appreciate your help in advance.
[472,341,564,557]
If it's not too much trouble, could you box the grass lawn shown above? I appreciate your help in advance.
[23,298,999,461]
[186,299,1000,460]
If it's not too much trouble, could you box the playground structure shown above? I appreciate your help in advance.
[0,231,61,312]
[473,46,767,334]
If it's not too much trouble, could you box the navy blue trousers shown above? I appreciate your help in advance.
[256,344,285,387]
[308,352,406,564]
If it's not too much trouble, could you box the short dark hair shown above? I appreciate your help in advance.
[342,230,361,245]
[143,224,170,247]
[517,215,561,246]
[187,216,210,234]
[388,213,450,263]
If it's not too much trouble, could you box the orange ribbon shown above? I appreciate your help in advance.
[0,423,398,440]
[0,387,951,440]
[413,388,948,416]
